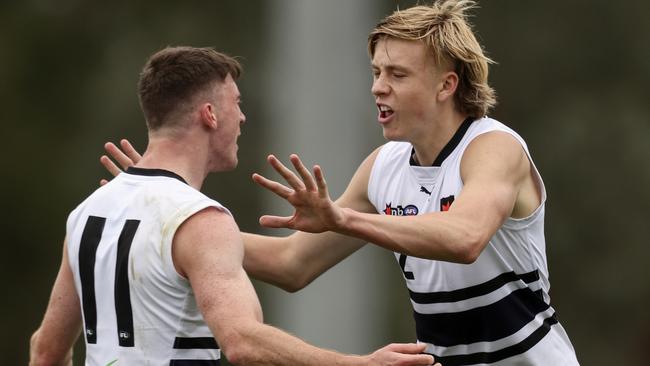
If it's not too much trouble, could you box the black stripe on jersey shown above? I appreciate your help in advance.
[78,215,106,344]
[428,313,559,366]
[399,253,415,280]
[409,270,539,304]
[126,166,188,185]
[169,360,220,366]
[115,219,140,347]
[410,117,474,167]
[414,287,550,346]
[173,337,220,349]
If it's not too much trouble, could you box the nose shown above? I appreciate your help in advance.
[240,110,246,125]
[371,75,389,97]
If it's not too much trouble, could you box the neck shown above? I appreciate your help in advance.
[411,109,469,166]
[136,133,209,190]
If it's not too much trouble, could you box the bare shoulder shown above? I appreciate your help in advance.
[177,206,240,239]
[173,206,243,278]
[461,131,541,218]
[175,207,241,251]
[461,131,529,181]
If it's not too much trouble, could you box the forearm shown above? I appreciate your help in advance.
[29,329,74,366]
[223,320,367,366]
[242,232,299,290]
[242,231,365,292]
[338,208,485,263]
[31,240,81,366]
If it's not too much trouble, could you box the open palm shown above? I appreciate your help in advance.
[252,154,344,233]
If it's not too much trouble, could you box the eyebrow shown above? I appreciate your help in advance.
[371,64,411,73]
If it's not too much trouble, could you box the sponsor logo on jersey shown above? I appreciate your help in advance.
[440,195,455,212]
[384,203,419,216]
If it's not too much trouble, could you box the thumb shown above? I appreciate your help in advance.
[259,215,292,228]
[385,342,427,354]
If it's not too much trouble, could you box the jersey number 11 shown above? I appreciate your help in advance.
[78,215,140,347]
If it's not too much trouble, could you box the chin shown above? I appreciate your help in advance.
[211,158,238,172]
[382,128,407,142]
[231,155,240,167]
[225,159,238,171]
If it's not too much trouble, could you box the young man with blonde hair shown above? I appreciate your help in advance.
[248,1,580,364]
[101,1,580,364]
[29,46,437,366]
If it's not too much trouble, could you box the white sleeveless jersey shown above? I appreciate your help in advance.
[368,117,578,365]
[66,167,226,366]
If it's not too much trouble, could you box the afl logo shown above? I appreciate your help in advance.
[403,205,419,215]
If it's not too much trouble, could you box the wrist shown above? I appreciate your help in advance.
[343,354,370,366]
[334,207,355,234]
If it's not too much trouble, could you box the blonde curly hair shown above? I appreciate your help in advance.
[368,0,496,118]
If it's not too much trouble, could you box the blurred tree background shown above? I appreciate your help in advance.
[2,0,648,365]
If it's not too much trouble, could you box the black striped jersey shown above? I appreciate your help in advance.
[367,117,579,365]
[66,167,225,365]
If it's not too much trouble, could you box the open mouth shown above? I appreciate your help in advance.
[378,104,394,121]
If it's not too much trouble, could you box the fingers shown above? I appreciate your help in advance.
[385,343,435,366]
[267,155,305,190]
[100,154,123,177]
[101,139,139,184]
[120,139,142,163]
[252,173,294,199]
[268,154,327,195]
[258,153,329,200]
[372,343,436,366]
[385,343,427,354]
[259,215,292,229]
[313,165,329,199]
[289,154,317,191]
[401,355,436,366]
[104,142,135,170]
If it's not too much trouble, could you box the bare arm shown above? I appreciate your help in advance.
[99,140,377,291]
[243,149,381,291]
[255,132,535,264]
[98,140,375,291]
[174,207,436,366]
[30,240,82,366]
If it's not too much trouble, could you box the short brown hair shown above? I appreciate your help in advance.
[368,0,496,118]
[138,46,242,130]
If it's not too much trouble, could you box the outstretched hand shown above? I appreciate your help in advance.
[99,139,142,185]
[367,343,438,366]
[252,154,346,233]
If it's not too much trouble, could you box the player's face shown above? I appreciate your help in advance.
[211,74,245,171]
[371,37,441,142]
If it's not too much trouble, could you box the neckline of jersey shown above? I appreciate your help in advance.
[125,167,188,185]
[409,117,475,167]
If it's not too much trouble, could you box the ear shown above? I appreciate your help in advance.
[437,71,459,103]
[200,103,218,129]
